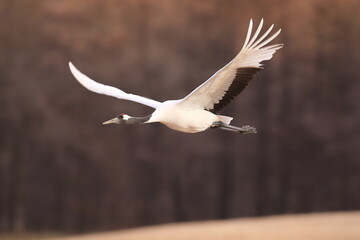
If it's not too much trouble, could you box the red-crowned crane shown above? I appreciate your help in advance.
[69,19,283,133]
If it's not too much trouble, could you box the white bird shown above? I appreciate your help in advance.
[69,19,283,134]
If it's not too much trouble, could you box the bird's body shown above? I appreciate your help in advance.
[147,100,232,133]
[69,19,283,134]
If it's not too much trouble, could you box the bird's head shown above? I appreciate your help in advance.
[102,113,130,125]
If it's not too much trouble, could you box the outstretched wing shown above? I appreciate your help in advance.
[180,19,283,113]
[69,62,161,109]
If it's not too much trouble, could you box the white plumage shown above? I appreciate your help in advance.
[69,63,161,109]
[69,19,283,133]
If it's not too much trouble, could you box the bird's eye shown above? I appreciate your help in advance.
[117,113,127,119]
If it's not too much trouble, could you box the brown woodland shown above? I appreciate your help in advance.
[0,0,359,233]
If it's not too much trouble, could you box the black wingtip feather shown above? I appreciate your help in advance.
[209,67,261,113]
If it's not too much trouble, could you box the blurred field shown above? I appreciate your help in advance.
[0,232,63,240]
[39,211,360,240]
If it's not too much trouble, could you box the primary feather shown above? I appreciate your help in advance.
[180,18,283,113]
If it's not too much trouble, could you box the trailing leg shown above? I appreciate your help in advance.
[211,121,257,134]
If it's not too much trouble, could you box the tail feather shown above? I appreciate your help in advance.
[218,115,233,125]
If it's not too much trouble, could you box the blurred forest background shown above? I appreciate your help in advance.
[0,0,359,234]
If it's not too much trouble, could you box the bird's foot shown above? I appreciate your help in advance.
[239,125,257,134]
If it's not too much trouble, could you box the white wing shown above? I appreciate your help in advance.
[69,62,161,109]
[180,19,283,113]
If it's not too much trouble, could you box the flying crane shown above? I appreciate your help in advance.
[69,19,283,133]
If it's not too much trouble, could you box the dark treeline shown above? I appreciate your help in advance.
[0,0,359,233]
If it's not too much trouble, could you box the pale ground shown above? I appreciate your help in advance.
[2,211,360,240]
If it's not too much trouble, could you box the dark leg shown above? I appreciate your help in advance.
[211,121,257,134]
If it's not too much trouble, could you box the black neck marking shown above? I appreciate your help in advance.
[127,114,152,124]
